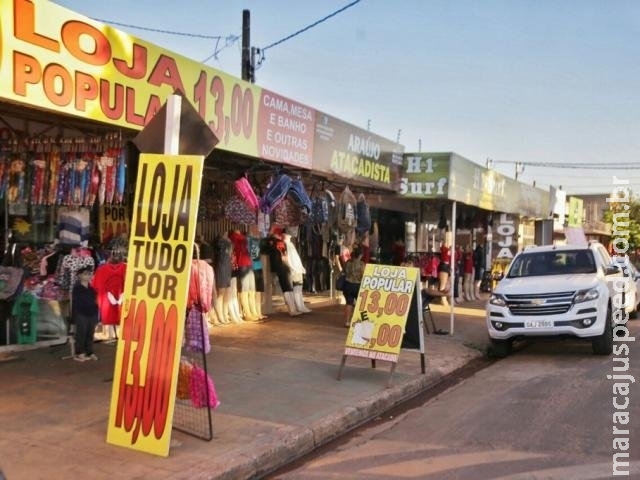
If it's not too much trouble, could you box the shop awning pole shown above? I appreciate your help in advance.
[450,201,457,335]
[164,94,182,155]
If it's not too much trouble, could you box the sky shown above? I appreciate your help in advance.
[55,0,640,195]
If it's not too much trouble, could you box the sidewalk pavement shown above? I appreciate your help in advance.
[0,295,491,480]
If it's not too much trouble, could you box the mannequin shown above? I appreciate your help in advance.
[473,243,485,298]
[454,246,464,304]
[283,233,311,314]
[214,231,237,324]
[248,229,266,320]
[438,243,451,306]
[265,226,300,316]
[92,248,126,341]
[229,229,260,322]
[463,246,476,301]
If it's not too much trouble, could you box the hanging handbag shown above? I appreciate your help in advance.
[189,364,221,409]
[177,359,193,400]
[185,305,211,354]
[336,271,346,291]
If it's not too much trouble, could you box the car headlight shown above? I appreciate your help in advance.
[574,288,599,304]
[489,294,507,307]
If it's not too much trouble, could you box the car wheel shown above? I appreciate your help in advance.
[490,338,512,358]
[592,306,613,355]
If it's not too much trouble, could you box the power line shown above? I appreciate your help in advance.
[201,35,241,63]
[93,18,229,40]
[261,0,362,52]
[491,159,640,170]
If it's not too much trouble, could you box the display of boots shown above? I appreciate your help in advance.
[206,308,222,327]
[239,291,261,322]
[215,289,231,324]
[254,291,266,319]
[226,282,244,324]
[283,291,301,316]
[293,284,311,313]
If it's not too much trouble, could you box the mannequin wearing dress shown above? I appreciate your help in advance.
[214,231,238,324]
[265,226,300,316]
[92,250,126,341]
[283,233,311,313]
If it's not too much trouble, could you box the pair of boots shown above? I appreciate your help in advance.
[239,291,263,322]
[283,285,312,316]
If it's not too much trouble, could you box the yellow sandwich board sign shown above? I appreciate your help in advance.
[106,153,203,457]
[338,264,421,386]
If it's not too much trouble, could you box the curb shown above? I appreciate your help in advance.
[203,362,469,480]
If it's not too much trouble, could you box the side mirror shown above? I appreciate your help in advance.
[606,264,622,276]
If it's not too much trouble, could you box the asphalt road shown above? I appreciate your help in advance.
[270,323,640,479]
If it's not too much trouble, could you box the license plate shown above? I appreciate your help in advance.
[524,319,554,328]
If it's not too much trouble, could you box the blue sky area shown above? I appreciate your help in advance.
[56,0,640,195]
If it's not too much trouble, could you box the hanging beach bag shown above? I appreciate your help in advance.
[287,178,313,214]
[273,197,304,227]
[356,193,371,233]
[224,194,257,225]
[234,174,259,212]
[260,172,292,214]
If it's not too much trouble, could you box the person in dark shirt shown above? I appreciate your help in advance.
[72,266,99,361]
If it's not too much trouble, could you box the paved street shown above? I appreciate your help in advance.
[271,322,640,479]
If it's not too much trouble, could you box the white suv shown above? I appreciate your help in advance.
[486,242,623,357]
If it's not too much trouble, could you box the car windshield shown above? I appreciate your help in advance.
[507,249,597,278]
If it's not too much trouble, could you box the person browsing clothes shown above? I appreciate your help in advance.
[343,245,365,327]
[72,266,99,362]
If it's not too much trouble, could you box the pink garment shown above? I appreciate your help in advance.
[92,261,126,325]
[188,259,214,312]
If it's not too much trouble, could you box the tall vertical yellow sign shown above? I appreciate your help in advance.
[106,153,203,457]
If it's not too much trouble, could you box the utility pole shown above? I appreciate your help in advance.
[241,10,252,82]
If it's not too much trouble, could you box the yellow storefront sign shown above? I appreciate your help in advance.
[1,0,261,156]
[106,153,203,457]
[344,264,419,363]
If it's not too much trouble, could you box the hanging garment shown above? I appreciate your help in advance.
[185,305,211,354]
[189,364,220,408]
[187,259,214,312]
[92,261,126,326]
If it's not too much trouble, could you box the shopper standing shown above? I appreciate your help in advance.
[72,266,99,361]
[343,245,365,327]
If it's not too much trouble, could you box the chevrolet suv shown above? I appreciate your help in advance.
[486,242,622,357]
